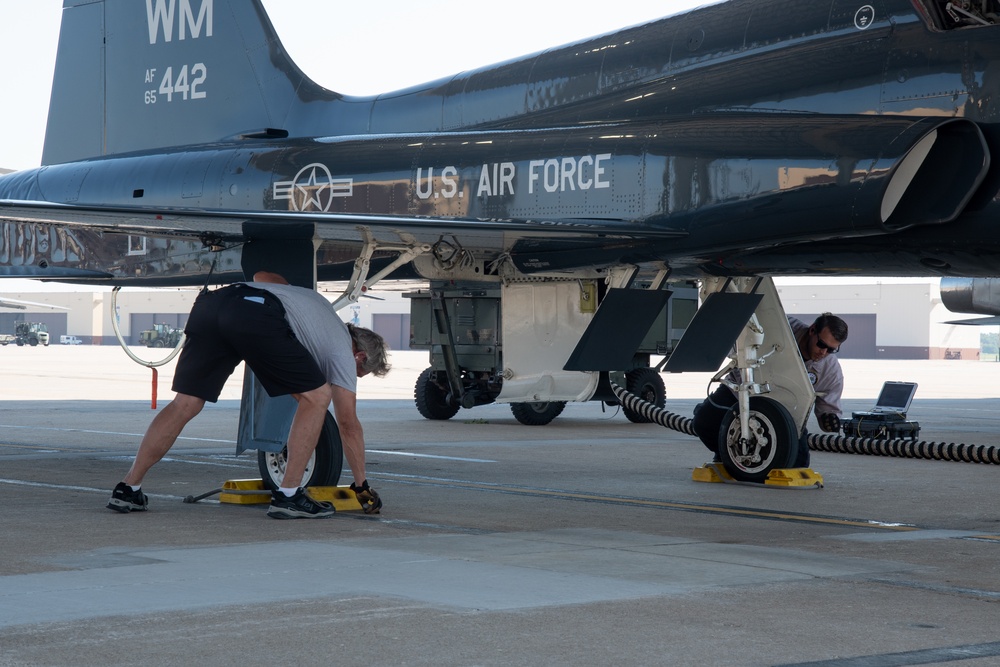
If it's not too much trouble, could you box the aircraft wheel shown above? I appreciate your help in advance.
[414,367,460,420]
[511,401,566,425]
[257,412,343,490]
[623,367,665,423]
[718,396,797,483]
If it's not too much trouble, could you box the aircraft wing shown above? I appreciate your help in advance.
[0,199,689,242]
[0,197,689,283]
[944,316,1000,326]
[0,297,70,311]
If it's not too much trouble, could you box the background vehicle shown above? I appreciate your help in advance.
[139,323,183,348]
[14,322,49,347]
[407,281,697,425]
[60,335,83,345]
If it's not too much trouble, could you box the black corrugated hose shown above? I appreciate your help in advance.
[610,382,1000,465]
[611,381,698,436]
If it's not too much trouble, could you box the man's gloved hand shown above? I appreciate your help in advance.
[350,480,382,514]
[818,412,841,433]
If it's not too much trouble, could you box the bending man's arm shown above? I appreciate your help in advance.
[330,384,367,485]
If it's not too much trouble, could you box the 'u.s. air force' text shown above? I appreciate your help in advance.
[416,154,612,200]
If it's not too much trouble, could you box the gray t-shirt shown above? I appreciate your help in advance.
[245,282,356,393]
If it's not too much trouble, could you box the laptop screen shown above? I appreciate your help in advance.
[874,381,918,413]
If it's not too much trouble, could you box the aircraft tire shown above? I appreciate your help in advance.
[511,401,566,426]
[718,396,797,483]
[622,367,665,423]
[414,367,460,420]
[257,411,343,490]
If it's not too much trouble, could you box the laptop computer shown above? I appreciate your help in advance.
[851,381,918,421]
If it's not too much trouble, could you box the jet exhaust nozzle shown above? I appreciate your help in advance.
[880,119,990,231]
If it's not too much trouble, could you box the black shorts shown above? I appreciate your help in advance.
[171,284,327,402]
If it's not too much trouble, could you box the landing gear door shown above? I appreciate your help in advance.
[237,374,296,455]
[563,288,673,372]
[734,277,815,435]
[496,281,600,404]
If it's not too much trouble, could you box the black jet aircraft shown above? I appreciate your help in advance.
[1,0,999,484]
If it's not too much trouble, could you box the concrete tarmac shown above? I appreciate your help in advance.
[1,347,1000,666]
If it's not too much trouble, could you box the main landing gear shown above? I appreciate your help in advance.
[257,412,344,489]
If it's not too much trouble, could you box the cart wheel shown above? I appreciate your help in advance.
[511,401,566,425]
[414,367,460,420]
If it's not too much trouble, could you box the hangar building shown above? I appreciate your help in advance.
[0,278,983,360]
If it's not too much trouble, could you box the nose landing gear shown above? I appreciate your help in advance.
[718,396,797,483]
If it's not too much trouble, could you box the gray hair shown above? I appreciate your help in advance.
[348,324,391,377]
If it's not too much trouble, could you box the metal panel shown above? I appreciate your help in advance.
[496,281,599,403]
[405,287,501,372]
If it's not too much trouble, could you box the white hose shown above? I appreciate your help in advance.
[110,286,186,368]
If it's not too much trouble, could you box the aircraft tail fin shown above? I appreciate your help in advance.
[42,0,338,165]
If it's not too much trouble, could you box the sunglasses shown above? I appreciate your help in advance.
[816,338,839,354]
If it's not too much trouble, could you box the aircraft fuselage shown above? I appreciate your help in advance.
[2,0,1000,283]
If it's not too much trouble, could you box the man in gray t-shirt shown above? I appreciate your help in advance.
[106,271,391,519]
